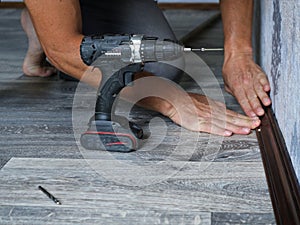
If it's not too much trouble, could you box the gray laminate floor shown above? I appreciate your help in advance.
[0,9,275,225]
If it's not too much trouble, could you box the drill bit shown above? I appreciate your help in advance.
[38,186,61,205]
[184,47,224,52]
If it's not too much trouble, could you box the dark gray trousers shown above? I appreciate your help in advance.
[80,0,183,82]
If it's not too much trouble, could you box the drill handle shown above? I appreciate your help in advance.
[95,62,143,120]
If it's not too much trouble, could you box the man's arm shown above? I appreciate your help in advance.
[220,0,271,117]
[24,0,101,85]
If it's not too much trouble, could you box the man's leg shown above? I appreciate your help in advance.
[21,8,56,77]
[80,0,183,82]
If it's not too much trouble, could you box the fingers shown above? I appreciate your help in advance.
[195,100,261,136]
[197,121,233,137]
[223,55,272,117]
[245,88,265,117]
[197,114,259,137]
[219,110,260,134]
[169,92,261,137]
[224,110,261,129]
[259,76,271,92]
[238,80,271,117]
[231,88,256,118]
[255,75,272,106]
[227,74,271,117]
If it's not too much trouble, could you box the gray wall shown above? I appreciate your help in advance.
[260,0,300,180]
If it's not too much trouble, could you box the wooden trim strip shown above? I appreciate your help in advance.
[0,2,220,10]
[256,106,300,225]
[158,3,220,10]
[0,2,25,8]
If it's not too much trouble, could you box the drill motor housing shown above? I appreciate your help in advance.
[80,34,184,65]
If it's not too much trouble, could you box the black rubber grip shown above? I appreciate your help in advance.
[95,63,143,119]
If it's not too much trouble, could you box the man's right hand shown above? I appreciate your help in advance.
[222,52,272,117]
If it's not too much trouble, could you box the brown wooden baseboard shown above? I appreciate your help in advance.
[0,2,25,8]
[256,107,300,225]
[158,3,220,10]
[0,2,219,10]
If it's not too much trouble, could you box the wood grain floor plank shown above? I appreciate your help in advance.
[0,205,211,225]
[0,158,272,213]
[212,212,276,225]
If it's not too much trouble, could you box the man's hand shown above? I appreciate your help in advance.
[222,52,271,117]
[122,76,260,136]
[166,92,261,136]
[220,0,272,117]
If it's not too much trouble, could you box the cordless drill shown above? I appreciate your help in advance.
[79,34,194,152]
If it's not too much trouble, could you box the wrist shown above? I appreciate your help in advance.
[136,96,175,118]
[155,98,177,118]
[224,45,254,63]
[161,100,177,119]
[224,41,253,57]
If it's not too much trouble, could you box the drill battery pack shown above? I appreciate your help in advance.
[80,117,143,152]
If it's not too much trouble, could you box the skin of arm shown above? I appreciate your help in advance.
[220,0,272,117]
[24,0,101,85]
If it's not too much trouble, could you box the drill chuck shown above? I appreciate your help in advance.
[140,38,184,62]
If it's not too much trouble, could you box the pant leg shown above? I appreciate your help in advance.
[79,0,183,82]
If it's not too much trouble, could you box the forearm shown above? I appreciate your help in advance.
[220,0,271,117]
[220,0,254,54]
[24,0,99,84]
